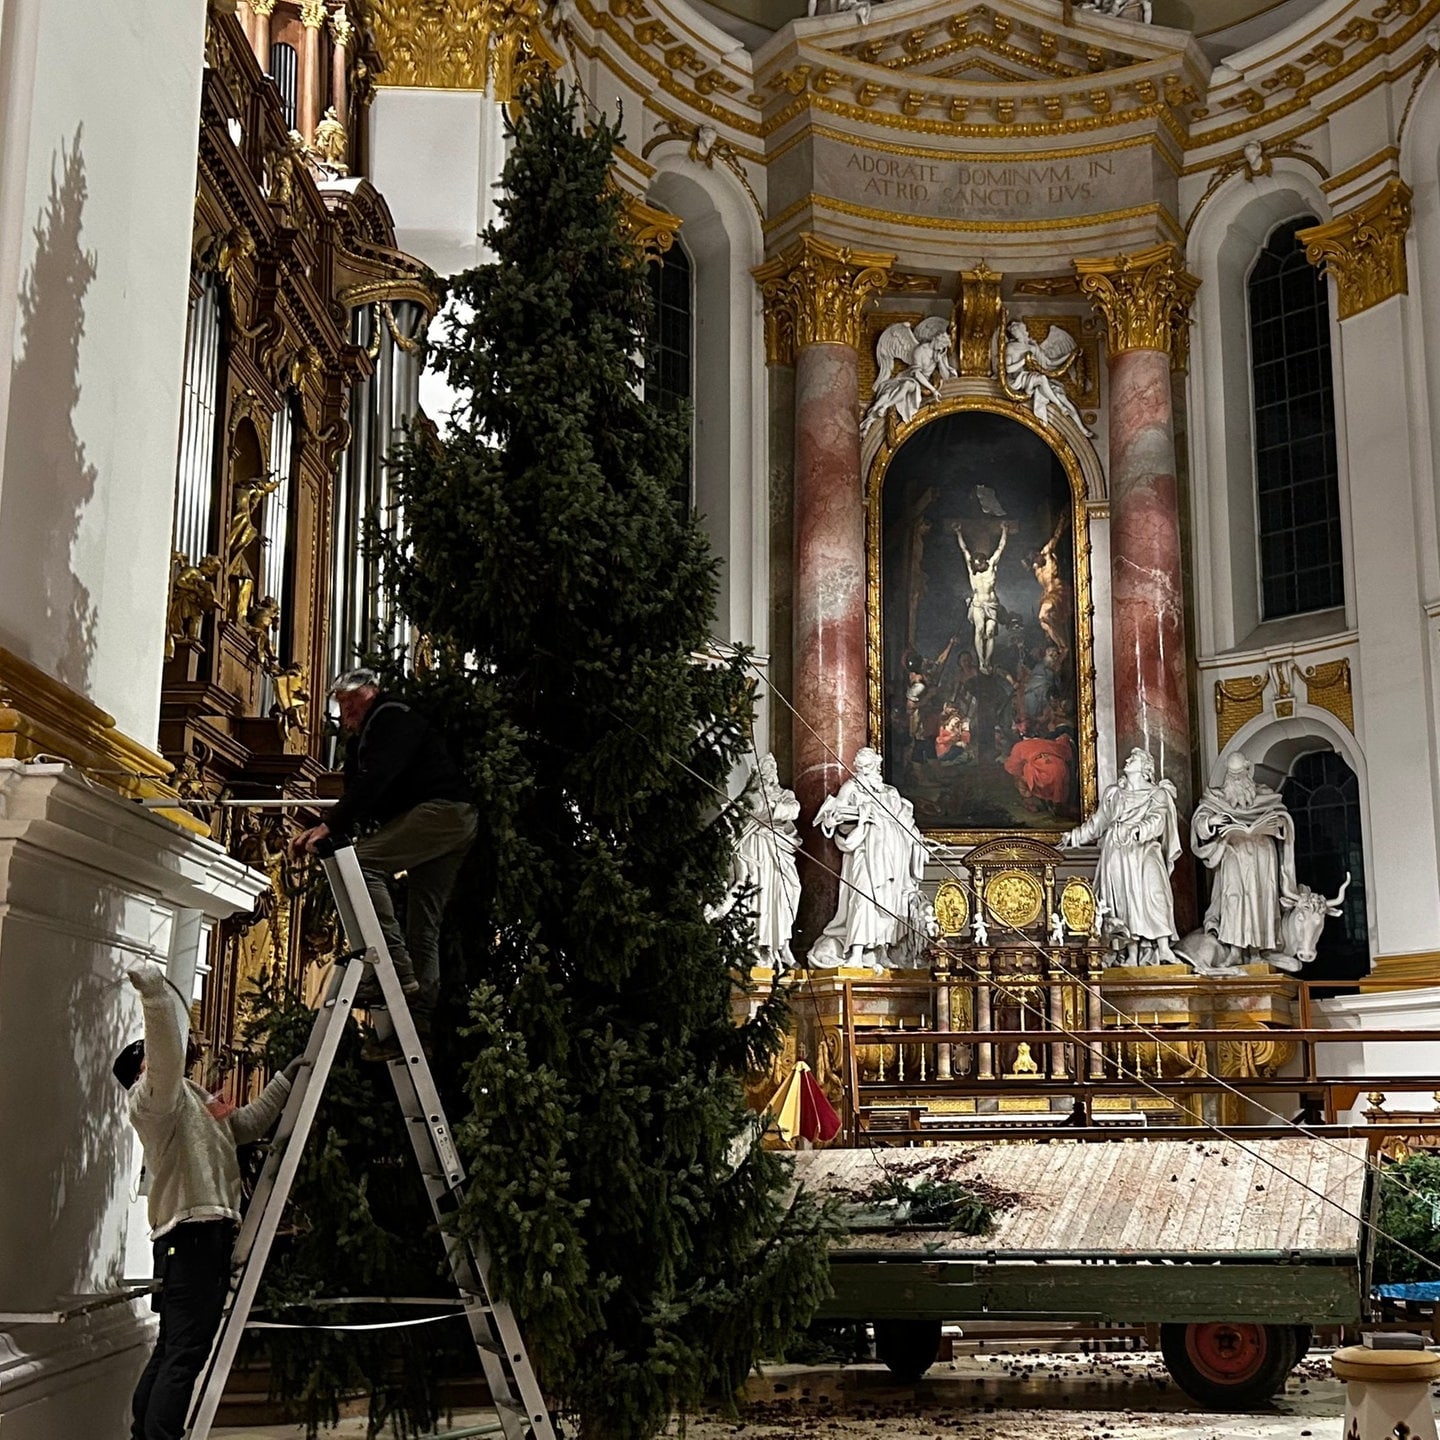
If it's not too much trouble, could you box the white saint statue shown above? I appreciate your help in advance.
[1188,753,1297,965]
[1060,747,1181,965]
[957,521,1010,673]
[721,754,802,970]
[809,747,930,973]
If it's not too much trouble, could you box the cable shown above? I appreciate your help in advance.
[624,688,1440,1277]
[721,637,1440,1208]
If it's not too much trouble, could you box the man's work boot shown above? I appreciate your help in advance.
[353,962,421,1008]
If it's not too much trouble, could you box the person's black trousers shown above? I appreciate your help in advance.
[131,1219,235,1440]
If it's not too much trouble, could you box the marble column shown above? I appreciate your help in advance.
[1077,245,1200,928]
[248,0,276,69]
[298,0,326,142]
[754,235,892,948]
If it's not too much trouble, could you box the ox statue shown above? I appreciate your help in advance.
[1177,873,1351,974]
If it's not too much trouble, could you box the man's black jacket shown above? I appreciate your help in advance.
[327,695,469,840]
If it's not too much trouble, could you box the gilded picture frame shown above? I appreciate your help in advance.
[866,396,1099,844]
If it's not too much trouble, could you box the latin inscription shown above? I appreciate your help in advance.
[844,152,1117,211]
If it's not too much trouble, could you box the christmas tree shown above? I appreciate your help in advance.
[371,79,834,1440]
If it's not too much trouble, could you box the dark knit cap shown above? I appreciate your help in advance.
[112,1039,145,1090]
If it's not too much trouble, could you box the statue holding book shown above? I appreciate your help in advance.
[1188,753,1297,966]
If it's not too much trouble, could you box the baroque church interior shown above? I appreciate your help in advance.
[4,0,1440,1432]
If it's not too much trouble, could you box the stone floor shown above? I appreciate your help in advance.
[211,1349,1367,1439]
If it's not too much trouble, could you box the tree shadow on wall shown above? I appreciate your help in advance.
[0,125,98,690]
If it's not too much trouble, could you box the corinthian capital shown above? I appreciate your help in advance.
[1074,243,1200,370]
[753,234,894,366]
[299,0,327,27]
[1299,180,1412,321]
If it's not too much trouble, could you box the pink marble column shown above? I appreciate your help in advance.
[1108,346,1190,799]
[1077,244,1200,932]
[754,234,893,951]
[792,341,867,940]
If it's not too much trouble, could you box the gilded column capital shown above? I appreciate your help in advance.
[299,0,327,27]
[330,2,354,46]
[366,0,561,94]
[618,192,682,263]
[1298,180,1412,321]
[1074,243,1200,370]
[752,234,894,367]
[248,0,277,15]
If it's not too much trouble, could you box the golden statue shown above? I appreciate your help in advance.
[1011,1041,1039,1076]
[271,663,310,742]
[165,551,223,658]
[246,593,281,671]
[312,107,349,173]
[223,472,281,624]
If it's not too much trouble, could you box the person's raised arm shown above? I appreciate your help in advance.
[325,703,426,839]
[127,962,186,1115]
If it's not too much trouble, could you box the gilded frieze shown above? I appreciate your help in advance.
[1300,658,1356,734]
[1213,673,1267,749]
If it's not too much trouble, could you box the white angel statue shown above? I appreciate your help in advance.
[1002,321,1095,438]
[861,316,956,435]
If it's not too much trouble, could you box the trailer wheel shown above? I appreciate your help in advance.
[1160,1322,1295,1409]
[874,1319,942,1381]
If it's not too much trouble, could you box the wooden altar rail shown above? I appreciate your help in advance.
[835,975,1440,1147]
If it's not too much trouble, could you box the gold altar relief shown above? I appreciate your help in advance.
[1214,673,1268,748]
[934,879,971,936]
[1301,657,1356,733]
[954,262,1003,377]
[754,234,894,366]
[619,193,682,261]
[367,0,561,95]
[1074,243,1200,371]
[1058,877,1096,936]
[1300,181,1412,321]
[985,870,1045,930]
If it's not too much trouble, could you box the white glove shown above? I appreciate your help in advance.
[126,962,170,997]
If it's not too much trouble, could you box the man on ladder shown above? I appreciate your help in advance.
[114,962,300,1440]
[291,667,478,1059]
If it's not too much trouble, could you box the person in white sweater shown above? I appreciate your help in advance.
[114,961,299,1440]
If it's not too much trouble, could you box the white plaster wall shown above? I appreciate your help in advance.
[368,87,509,431]
[0,0,205,747]
[0,762,267,1438]
[1313,986,1440,1122]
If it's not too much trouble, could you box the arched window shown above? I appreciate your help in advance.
[644,244,693,512]
[1248,217,1343,620]
[1281,750,1368,980]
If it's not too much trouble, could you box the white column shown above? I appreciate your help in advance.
[0,761,268,1436]
[0,0,207,745]
[1334,292,1440,955]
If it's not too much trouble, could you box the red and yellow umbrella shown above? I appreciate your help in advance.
[766,1060,841,1146]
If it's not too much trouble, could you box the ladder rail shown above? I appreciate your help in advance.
[181,843,556,1440]
[185,954,365,1438]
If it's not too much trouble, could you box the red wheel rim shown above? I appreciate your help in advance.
[1184,1324,1268,1384]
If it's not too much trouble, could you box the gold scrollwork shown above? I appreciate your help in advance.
[985,870,1045,931]
[934,879,970,937]
[1300,180,1412,321]
[367,0,561,96]
[1214,672,1268,748]
[753,234,894,366]
[1300,657,1355,733]
[1074,242,1200,370]
[618,192,682,262]
[1059,878,1096,936]
[953,261,1003,378]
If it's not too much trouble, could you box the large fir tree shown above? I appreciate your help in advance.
[370,80,833,1440]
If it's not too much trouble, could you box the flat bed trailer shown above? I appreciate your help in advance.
[795,1136,1372,1408]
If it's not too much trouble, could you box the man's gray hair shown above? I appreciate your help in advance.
[329,667,381,696]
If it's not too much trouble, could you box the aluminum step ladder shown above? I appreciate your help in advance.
[184,843,556,1440]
